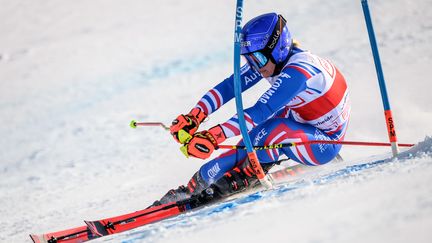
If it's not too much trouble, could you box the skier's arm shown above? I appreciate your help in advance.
[180,63,320,158]
[170,64,261,143]
[219,64,317,138]
[194,64,261,115]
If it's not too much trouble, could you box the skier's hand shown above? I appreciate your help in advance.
[180,125,226,159]
[170,107,207,143]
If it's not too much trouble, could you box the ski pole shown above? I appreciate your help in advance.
[129,121,415,149]
[129,120,169,130]
[218,140,415,150]
[361,0,400,156]
[232,0,272,189]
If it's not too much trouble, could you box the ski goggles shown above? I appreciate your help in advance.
[244,51,269,70]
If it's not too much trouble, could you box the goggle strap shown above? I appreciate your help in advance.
[262,15,287,57]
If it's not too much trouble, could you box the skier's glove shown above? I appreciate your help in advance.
[179,125,226,159]
[170,107,207,143]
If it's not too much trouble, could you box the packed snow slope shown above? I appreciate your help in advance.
[0,0,431,242]
[95,137,432,243]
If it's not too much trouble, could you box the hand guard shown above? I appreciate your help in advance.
[180,125,226,159]
[170,107,207,143]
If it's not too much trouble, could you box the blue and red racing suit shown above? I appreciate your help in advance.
[191,47,351,187]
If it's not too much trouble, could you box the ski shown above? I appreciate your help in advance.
[29,225,98,243]
[84,193,214,237]
[29,197,211,243]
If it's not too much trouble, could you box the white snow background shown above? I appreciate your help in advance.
[0,0,431,242]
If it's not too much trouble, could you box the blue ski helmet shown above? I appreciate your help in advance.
[241,13,292,66]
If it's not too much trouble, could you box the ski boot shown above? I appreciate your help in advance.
[149,171,208,207]
[212,166,257,197]
[150,162,275,207]
[212,161,276,197]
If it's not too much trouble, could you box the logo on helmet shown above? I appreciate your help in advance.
[241,41,251,47]
[267,30,280,49]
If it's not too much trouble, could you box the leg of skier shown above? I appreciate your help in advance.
[155,117,345,205]
[204,117,345,198]
[255,118,345,167]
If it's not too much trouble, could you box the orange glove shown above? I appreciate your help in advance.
[180,125,227,159]
[170,107,207,143]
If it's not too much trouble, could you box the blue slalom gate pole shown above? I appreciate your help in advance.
[233,0,272,188]
[361,0,399,156]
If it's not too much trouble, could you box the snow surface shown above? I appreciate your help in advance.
[99,138,432,243]
[0,0,431,242]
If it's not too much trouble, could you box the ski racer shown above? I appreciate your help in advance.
[154,12,351,205]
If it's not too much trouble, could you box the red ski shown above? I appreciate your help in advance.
[84,200,197,237]
[29,225,98,243]
[29,199,202,243]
